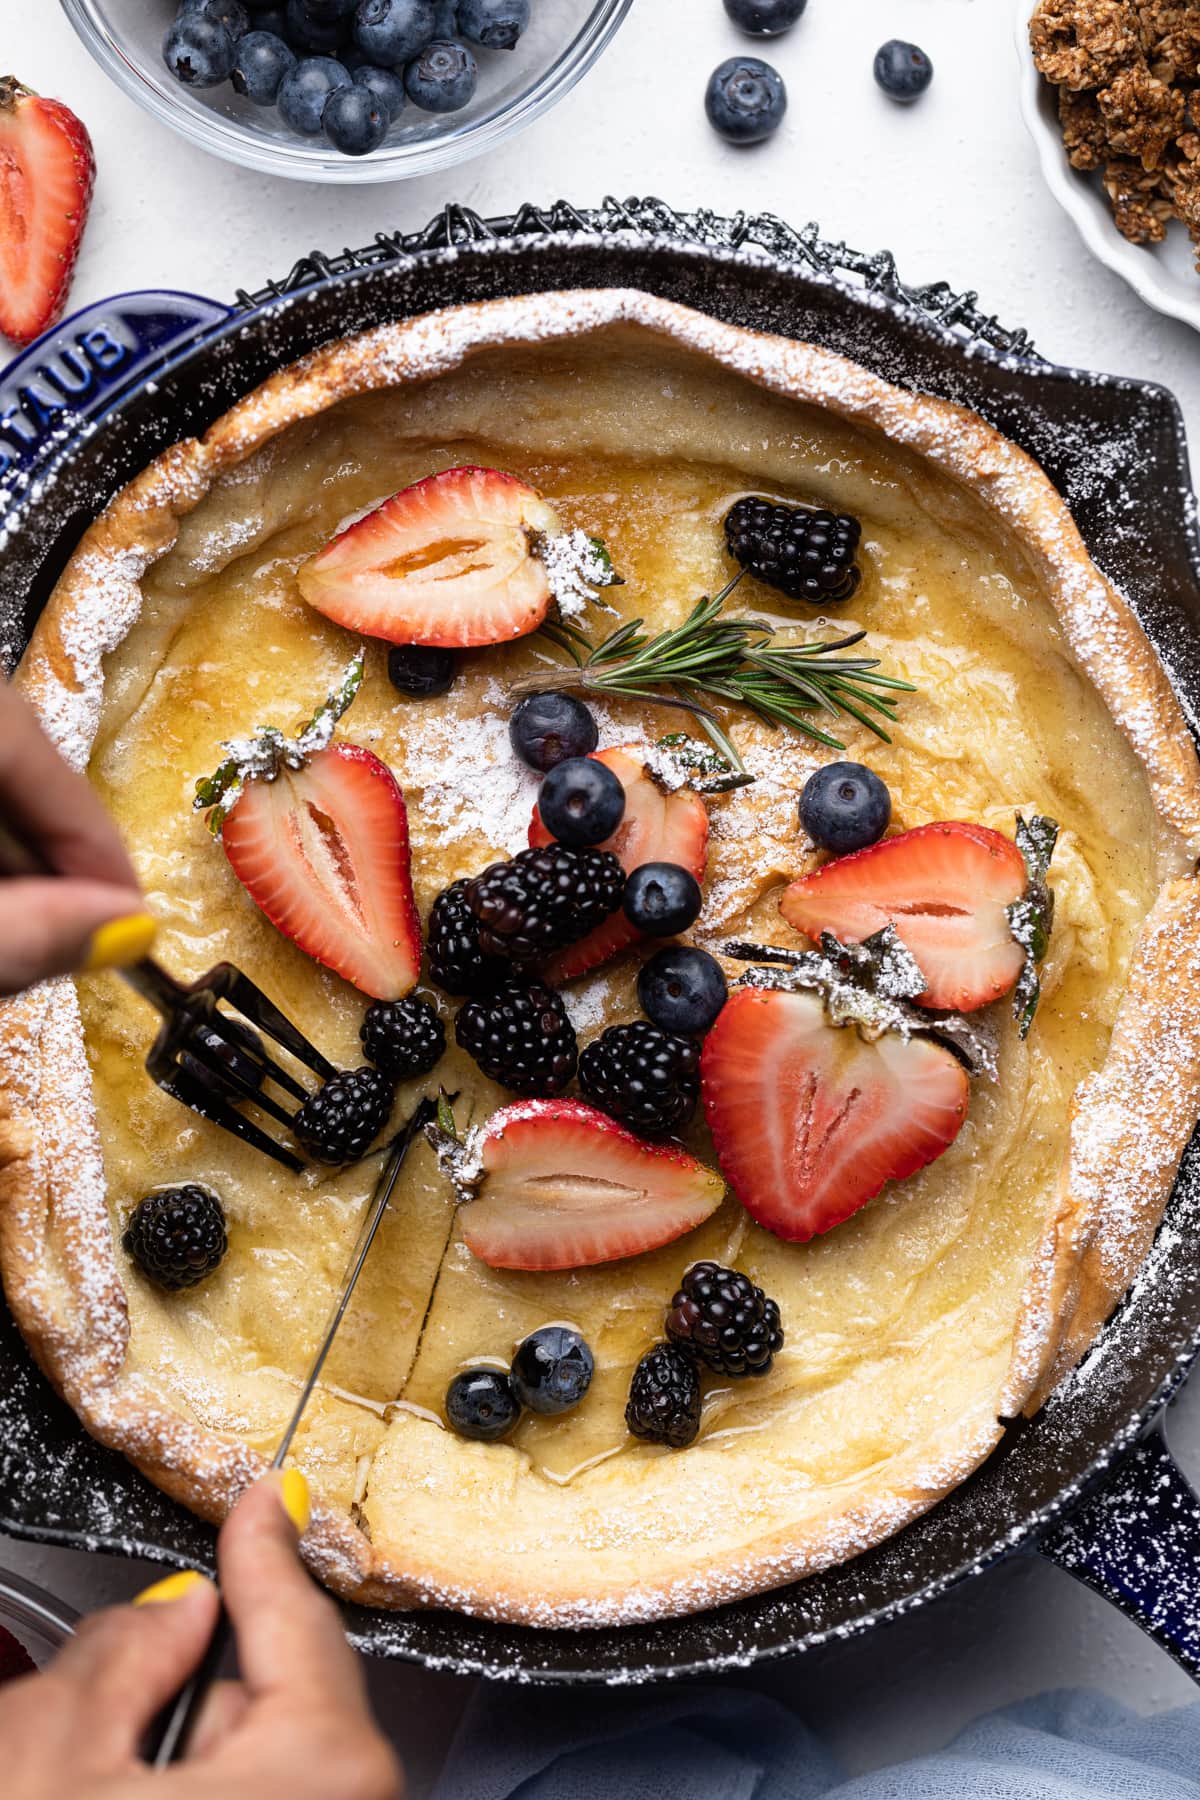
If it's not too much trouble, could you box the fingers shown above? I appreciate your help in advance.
[218,1472,369,1717]
[187,1677,251,1758]
[47,1569,219,1760]
[0,681,139,888]
[0,877,150,995]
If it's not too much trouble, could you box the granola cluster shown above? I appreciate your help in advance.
[1031,0,1200,262]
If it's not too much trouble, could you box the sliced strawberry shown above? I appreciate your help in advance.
[702,987,969,1242]
[461,1099,725,1271]
[529,747,709,981]
[0,78,94,346]
[296,466,562,648]
[780,822,1028,1012]
[221,743,421,1001]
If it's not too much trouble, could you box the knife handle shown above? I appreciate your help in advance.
[146,1601,232,1767]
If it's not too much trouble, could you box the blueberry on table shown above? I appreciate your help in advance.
[722,0,806,34]
[231,30,297,101]
[387,643,457,698]
[456,0,530,51]
[622,862,704,938]
[431,0,459,31]
[798,761,891,855]
[705,55,786,143]
[638,945,727,1036]
[510,1326,595,1415]
[190,0,251,36]
[538,755,626,846]
[163,16,237,86]
[278,54,350,130]
[355,0,438,63]
[446,1367,521,1441]
[286,0,351,52]
[873,39,933,102]
[405,38,478,110]
[353,61,407,119]
[509,691,598,771]
[323,80,389,151]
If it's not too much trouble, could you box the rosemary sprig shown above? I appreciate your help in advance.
[517,584,915,770]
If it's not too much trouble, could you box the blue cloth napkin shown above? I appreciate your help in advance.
[432,1685,1200,1799]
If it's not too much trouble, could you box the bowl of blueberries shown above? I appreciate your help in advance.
[60,0,633,179]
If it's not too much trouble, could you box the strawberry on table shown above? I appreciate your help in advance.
[529,747,709,982]
[195,653,421,1002]
[780,821,1031,1013]
[701,983,970,1242]
[430,1098,725,1272]
[0,77,94,347]
[297,466,564,648]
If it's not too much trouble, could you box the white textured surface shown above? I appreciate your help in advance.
[5,0,1200,1790]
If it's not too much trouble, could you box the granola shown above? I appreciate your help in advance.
[1031,0,1200,269]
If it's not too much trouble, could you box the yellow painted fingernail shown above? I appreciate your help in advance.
[279,1467,311,1535]
[84,913,158,972]
[133,1570,207,1607]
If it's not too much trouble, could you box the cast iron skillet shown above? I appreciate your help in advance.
[3,198,1200,1684]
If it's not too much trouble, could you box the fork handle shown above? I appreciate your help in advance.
[119,957,190,1018]
[146,1601,232,1766]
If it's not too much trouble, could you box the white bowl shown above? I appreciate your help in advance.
[1014,0,1200,332]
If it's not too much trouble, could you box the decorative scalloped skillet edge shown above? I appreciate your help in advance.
[2,287,1200,1628]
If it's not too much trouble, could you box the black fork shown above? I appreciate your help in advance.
[119,959,338,1173]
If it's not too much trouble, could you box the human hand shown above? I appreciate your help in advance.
[1,1471,403,1799]
[0,679,153,995]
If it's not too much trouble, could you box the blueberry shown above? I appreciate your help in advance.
[163,16,237,86]
[510,1326,594,1416]
[705,55,787,143]
[431,0,459,31]
[355,0,437,62]
[231,29,297,100]
[509,691,598,772]
[285,0,350,51]
[456,0,529,51]
[798,761,891,855]
[722,0,806,33]
[305,0,357,14]
[638,945,727,1036]
[352,60,406,117]
[251,5,289,31]
[873,38,933,103]
[386,644,457,698]
[195,0,251,35]
[322,80,388,149]
[538,756,626,847]
[445,1367,521,1441]
[623,863,703,938]
[277,54,349,129]
[405,38,477,110]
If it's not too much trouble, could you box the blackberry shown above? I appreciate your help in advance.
[625,1343,701,1449]
[725,497,862,604]
[292,1066,394,1165]
[578,1021,700,1137]
[666,1261,784,1377]
[360,996,445,1081]
[467,844,625,962]
[123,1185,227,1292]
[426,878,506,996]
[455,980,577,1096]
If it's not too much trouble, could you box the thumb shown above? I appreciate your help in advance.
[48,1570,219,1760]
[0,880,150,994]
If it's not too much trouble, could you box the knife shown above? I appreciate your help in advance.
[148,1093,438,1768]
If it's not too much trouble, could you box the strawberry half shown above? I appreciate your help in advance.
[460,1099,725,1271]
[529,747,709,981]
[780,822,1029,1012]
[296,466,562,648]
[220,743,420,1002]
[702,987,969,1242]
[0,78,95,347]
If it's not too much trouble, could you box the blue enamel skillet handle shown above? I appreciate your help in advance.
[1039,1416,1200,1679]
[0,289,231,507]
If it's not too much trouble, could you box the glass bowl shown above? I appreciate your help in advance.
[59,0,633,183]
[0,1570,75,1671]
